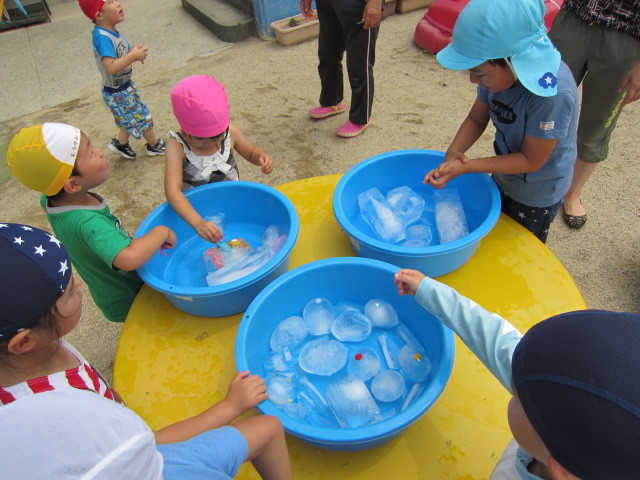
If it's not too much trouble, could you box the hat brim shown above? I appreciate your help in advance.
[436,43,485,71]
[510,35,561,98]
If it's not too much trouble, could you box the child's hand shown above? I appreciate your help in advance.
[423,153,468,188]
[224,371,268,417]
[394,269,426,296]
[162,229,177,249]
[196,219,223,243]
[130,44,149,64]
[260,153,274,174]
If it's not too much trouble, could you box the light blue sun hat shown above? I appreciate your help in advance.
[436,0,561,97]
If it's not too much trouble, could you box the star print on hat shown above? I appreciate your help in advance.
[0,223,72,341]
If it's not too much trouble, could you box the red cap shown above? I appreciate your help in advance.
[78,0,107,20]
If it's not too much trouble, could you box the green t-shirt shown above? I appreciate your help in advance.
[41,193,143,323]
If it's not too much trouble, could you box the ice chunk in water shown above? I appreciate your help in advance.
[326,374,383,428]
[347,347,380,381]
[358,188,406,243]
[401,383,426,412]
[270,316,308,352]
[303,298,335,335]
[434,189,469,244]
[334,301,363,317]
[299,375,329,412]
[266,374,298,405]
[365,299,399,328]
[398,345,432,382]
[386,186,425,226]
[263,351,287,372]
[330,311,372,342]
[371,369,405,402]
[405,223,432,246]
[394,323,425,354]
[298,337,347,376]
[378,334,397,369]
[280,402,309,420]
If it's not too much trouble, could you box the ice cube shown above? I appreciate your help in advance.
[371,370,405,402]
[358,188,406,243]
[394,323,425,354]
[269,315,308,352]
[298,337,347,376]
[326,374,383,429]
[434,189,469,244]
[397,345,432,382]
[299,375,329,412]
[386,186,426,226]
[330,311,372,342]
[263,351,287,372]
[334,301,363,317]
[347,347,381,381]
[405,223,433,246]
[266,373,298,405]
[280,402,309,420]
[303,298,335,336]
[378,334,397,369]
[401,383,426,412]
[262,225,281,250]
[365,299,399,328]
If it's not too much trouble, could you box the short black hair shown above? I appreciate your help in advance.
[488,58,509,68]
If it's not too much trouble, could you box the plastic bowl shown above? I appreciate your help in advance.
[135,181,299,317]
[333,149,500,277]
[236,257,455,451]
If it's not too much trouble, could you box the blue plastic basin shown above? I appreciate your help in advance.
[333,149,500,277]
[236,257,455,451]
[135,181,299,317]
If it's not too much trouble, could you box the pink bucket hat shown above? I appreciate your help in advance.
[170,75,230,137]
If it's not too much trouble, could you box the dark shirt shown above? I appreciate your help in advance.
[562,0,640,40]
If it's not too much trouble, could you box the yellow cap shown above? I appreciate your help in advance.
[6,123,81,196]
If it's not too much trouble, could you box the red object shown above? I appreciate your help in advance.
[355,353,363,360]
[414,0,565,54]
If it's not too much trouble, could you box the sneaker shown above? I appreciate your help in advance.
[108,139,137,159]
[309,104,347,119]
[337,120,370,138]
[146,139,166,156]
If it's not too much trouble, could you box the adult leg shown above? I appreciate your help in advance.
[316,0,345,108]
[234,415,292,480]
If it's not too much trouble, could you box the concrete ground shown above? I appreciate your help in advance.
[1,0,638,382]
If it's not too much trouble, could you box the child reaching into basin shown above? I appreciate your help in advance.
[394,268,640,480]
[423,0,579,243]
[165,75,275,243]
[6,123,176,323]
[0,223,292,480]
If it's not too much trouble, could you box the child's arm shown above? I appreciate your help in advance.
[154,371,268,445]
[230,125,274,175]
[164,138,223,243]
[112,225,176,271]
[101,44,148,75]
[394,269,522,392]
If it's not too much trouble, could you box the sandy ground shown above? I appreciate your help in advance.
[1,7,638,382]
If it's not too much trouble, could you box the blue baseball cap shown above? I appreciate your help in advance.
[436,0,561,97]
[0,223,72,341]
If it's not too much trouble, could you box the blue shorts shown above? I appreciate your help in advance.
[157,426,248,480]
[102,81,154,139]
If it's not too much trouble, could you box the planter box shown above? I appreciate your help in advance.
[271,12,319,46]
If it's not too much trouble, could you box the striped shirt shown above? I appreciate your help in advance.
[562,0,640,40]
[0,340,120,405]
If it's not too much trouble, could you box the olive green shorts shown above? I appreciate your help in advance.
[549,10,640,163]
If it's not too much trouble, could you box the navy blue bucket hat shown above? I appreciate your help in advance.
[512,310,640,480]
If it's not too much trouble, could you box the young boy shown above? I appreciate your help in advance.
[423,0,579,243]
[79,0,166,159]
[395,268,640,480]
[6,123,176,322]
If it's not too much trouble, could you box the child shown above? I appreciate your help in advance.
[0,223,292,480]
[6,122,176,323]
[423,0,579,243]
[78,0,166,159]
[165,75,274,243]
[395,268,640,480]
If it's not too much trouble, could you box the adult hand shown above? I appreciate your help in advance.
[300,0,313,17]
[362,0,382,29]
[619,63,640,107]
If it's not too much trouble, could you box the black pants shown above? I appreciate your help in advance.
[316,0,379,125]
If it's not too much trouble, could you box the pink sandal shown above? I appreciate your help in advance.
[309,104,347,119]
[337,119,370,138]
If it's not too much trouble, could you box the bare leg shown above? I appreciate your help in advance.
[116,128,131,144]
[234,416,292,480]
[142,128,159,146]
[564,157,598,217]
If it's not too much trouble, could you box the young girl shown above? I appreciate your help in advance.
[165,75,275,243]
[0,223,292,479]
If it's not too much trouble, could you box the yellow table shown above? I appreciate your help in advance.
[114,175,586,479]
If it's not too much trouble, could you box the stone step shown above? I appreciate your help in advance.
[181,0,255,43]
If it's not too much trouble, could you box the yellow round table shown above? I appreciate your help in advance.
[114,174,586,479]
